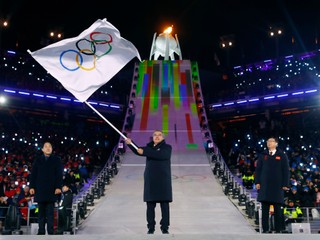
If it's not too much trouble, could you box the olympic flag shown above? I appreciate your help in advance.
[28,18,141,102]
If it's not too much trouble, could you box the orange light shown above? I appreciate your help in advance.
[229,118,247,123]
[163,26,173,34]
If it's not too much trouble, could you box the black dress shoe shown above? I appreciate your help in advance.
[262,231,271,234]
[147,229,155,234]
[161,229,169,234]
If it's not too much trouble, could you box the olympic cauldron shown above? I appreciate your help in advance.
[149,26,182,61]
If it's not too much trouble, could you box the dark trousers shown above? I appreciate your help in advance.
[261,202,282,232]
[37,202,55,234]
[146,201,170,230]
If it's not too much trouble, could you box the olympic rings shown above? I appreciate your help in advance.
[59,32,113,72]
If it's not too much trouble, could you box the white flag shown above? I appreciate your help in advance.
[28,18,141,102]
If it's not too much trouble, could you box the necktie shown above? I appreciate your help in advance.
[269,151,272,156]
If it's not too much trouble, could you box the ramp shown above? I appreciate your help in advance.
[130,60,204,151]
[75,60,256,236]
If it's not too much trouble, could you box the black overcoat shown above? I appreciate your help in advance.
[128,139,173,202]
[255,149,290,204]
[29,154,63,203]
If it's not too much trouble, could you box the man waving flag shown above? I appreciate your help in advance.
[28,18,141,102]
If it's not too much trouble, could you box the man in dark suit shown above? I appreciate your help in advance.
[125,130,172,234]
[255,136,290,233]
[29,141,63,235]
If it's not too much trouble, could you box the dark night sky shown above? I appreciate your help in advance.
[1,0,320,69]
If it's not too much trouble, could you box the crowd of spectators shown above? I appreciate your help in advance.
[211,82,320,220]
[203,50,320,231]
[208,50,320,212]
[0,48,131,230]
[0,48,128,235]
[205,50,320,103]
[0,109,120,225]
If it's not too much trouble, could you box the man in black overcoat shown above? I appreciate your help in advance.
[125,130,172,234]
[29,141,63,235]
[255,136,290,233]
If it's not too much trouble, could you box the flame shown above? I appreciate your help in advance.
[163,26,173,34]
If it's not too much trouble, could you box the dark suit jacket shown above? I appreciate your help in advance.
[30,154,63,203]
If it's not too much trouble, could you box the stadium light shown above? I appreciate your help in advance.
[2,88,122,111]
[0,19,9,50]
[0,95,7,104]
[269,26,283,58]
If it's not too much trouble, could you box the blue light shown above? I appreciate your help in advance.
[110,104,120,109]
[277,94,288,98]
[236,100,247,104]
[212,104,222,107]
[46,95,57,99]
[305,89,317,93]
[33,93,44,97]
[224,102,235,106]
[6,50,16,55]
[60,97,71,101]
[292,91,304,95]
[4,89,16,93]
[18,91,30,95]
[99,103,109,107]
[264,96,275,99]
[1,87,122,111]
[88,101,98,105]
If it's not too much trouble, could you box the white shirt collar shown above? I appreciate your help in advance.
[269,150,276,155]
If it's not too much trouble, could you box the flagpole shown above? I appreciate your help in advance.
[84,101,138,150]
